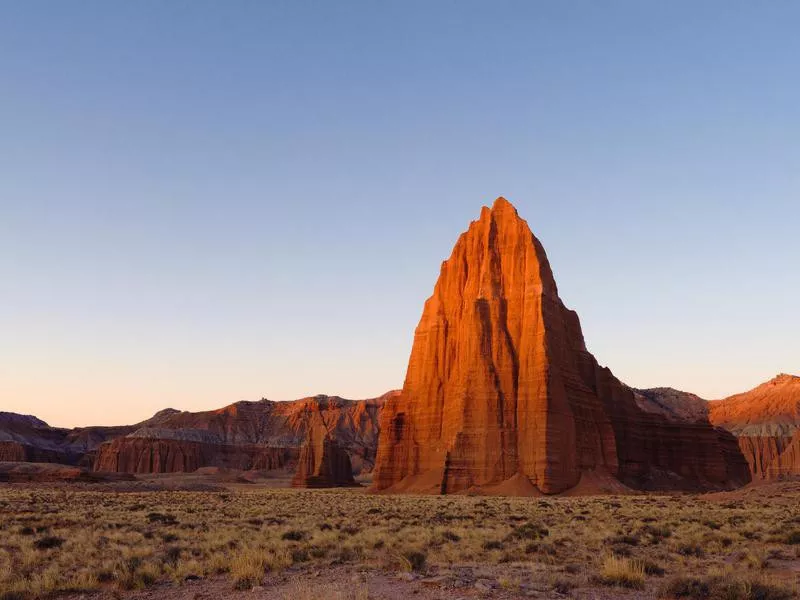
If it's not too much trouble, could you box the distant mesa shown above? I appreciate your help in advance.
[0,392,396,484]
[372,197,751,495]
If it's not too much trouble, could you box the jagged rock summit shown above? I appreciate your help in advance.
[373,198,750,495]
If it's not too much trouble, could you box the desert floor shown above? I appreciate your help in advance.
[1,475,799,599]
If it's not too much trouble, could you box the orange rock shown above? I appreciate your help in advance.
[735,434,798,479]
[373,198,751,494]
[92,437,296,474]
[291,425,356,488]
[0,393,393,475]
[709,374,800,479]
[709,374,800,436]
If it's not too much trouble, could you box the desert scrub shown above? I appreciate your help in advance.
[661,575,794,600]
[596,555,645,589]
[0,484,798,596]
[230,549,266,590]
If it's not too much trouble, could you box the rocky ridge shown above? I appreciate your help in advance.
[634,375,800,481]
[0,393,396,479]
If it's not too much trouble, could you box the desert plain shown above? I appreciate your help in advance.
[0,473,799,600]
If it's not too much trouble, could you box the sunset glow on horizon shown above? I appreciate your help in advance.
[2,2,798,427]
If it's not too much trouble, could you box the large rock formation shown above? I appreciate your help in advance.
[291,426,356,488]
[708,374,800,480]
[373,198,751,495]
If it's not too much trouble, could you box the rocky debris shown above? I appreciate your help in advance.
[373,197,751,495]
[291,426,356,488]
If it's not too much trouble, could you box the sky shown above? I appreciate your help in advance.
[1,1,798,427]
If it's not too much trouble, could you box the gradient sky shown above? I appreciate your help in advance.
[1,2,798,427]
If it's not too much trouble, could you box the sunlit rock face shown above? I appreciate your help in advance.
[373,198,751,495]
[88,392,394,475]
[710,374,800,480]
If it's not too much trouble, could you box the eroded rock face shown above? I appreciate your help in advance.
[291,426,355,488]
[709,375,800,479]
[0,411,177,467]
[1,393,393,476]
[373,198,751,494]
[735,434,797,479]
[110,392,393,475]
[92,438,296,474]
[709,374,800,437]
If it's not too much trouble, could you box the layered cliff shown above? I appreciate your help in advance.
[1,393,393,476]
[373,198,751,495]
[708,374,800,480]
[291,426,356,488]
[93,436,296,474]
[88,392,394,474]
[0,410,181,467]
[709,374,800,436]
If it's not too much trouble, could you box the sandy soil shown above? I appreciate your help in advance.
[60,564,652,599]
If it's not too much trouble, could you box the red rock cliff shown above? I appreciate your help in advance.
[93,436,296,474]
[291,426,356,488]
[373,198,751,494]
[709,374,800,480]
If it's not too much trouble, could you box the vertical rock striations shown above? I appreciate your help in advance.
[709,374,800,480]
[291,426,356,488]
[373,198,751,495]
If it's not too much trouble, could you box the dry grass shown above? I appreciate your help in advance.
[596,555,645,589]
[0,484,797,598]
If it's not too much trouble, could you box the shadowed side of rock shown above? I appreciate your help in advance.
[291,426,356,488]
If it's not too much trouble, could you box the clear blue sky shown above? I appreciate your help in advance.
[1,2,797,427]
